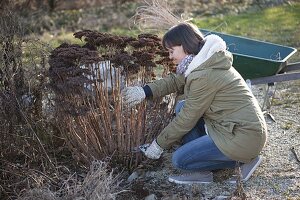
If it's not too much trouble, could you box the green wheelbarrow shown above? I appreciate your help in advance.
[200,29,300,110]
[200,29,300,84]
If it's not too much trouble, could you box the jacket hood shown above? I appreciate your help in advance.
[184,34,233,77]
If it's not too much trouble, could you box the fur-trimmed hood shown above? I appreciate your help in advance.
[184,34,231,77]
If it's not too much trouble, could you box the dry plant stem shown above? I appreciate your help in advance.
[14,95,55,168]
[126,108,132,153]
[97,80,113,149]
[79,115,100,157]
[28,169,58,186]
[85,98,105,153]
[94,82,111,150]
[67,118,89,160]
[90,111,108,155]
[230,164,247,200]
[114,70,123,152]
[291,146,300,163]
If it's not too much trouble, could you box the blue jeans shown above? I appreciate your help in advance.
[172,100,237,171]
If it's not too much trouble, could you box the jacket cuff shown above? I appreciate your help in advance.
[156,134,168,149]
[142,85,153,98]
[154,139,164,151]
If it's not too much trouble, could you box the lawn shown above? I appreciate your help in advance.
[193,3,300,62]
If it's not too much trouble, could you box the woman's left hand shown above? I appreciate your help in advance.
[139,140,163,159]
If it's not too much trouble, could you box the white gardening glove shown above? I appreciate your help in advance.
[121,86,146,108]
[139,140,163,159]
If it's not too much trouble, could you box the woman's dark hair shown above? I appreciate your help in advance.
[162,22,205,55]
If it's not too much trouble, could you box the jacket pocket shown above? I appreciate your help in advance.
[218,121,236,140]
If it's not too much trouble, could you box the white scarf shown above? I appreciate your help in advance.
[184,34,227,77]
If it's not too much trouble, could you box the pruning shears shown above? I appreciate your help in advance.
[131,143,150,153]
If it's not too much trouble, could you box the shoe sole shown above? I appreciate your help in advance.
[168,177,212,184]
[243,156,263,182]
[228,156,263,184]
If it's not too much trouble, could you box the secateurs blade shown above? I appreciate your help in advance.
[131,143,150,153]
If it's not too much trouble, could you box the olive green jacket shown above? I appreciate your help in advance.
[147,50,267,163]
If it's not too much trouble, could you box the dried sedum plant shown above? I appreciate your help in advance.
[48,30,176,170]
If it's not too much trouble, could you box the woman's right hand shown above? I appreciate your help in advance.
[121,86,146,108]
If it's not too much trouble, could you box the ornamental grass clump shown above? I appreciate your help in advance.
[48,30,175,170]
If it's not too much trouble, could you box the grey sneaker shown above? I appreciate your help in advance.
[168,171,213,184]
[228,156,263,184]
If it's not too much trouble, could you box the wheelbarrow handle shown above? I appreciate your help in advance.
[281,62,300,73]
[247,72,300,85]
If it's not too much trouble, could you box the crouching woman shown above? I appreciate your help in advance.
[122,22,267,184]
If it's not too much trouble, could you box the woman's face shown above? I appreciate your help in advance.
[167,45,187,64]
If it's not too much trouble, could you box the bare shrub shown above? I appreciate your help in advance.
[0,2,63,198]
[48,30,176,170]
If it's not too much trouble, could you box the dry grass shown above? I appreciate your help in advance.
[78,161,127,199]
[17,160,127,200]
[131,0,194,32]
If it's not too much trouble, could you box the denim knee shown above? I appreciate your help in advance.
[172,150,186,170]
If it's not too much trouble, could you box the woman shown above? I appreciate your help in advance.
[122,22,267,184]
